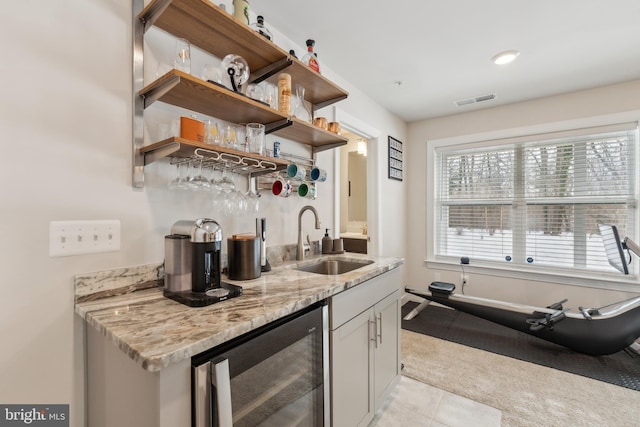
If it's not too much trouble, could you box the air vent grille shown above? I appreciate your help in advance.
[454,93,496,107]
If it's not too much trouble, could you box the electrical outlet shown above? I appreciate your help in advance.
[49,220,121,257]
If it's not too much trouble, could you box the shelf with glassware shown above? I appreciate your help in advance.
[140,136,290,177]
[139,0,348,109]
[134,0,349,187]
[139,70,348,151]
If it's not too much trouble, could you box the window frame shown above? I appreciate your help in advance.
[425,116,640,292]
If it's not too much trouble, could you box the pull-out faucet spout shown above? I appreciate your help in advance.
[297,205,321,260]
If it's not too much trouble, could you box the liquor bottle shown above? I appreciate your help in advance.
[301,39,320,73]
[250,15,273,41]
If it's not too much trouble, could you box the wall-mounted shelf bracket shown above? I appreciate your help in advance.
[140,0,172,32]
[250,57,293,85]
[141,73,181,108]
[313,94,350,112]
[265,118,292,134]
[144,141,181,165]
[312,141,349,155]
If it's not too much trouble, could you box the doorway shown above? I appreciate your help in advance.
[332,108,380,257]
[340,132,368,233]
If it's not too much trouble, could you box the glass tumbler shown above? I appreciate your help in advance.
[175,38,191,73]
[246,123,265,155]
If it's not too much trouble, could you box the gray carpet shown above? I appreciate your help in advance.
[402,302,640,391]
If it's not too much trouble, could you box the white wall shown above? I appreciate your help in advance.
[0,1,406,425]
[406,80,640,308]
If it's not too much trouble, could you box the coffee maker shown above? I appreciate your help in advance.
[164,219,242,307]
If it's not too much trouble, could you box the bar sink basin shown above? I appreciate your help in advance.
[295,259,374,275]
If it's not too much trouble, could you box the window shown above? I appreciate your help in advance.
[434,123,638,276]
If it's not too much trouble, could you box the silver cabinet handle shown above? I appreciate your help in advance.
[211,358,233,427]
[378,312,383,345]
[369,317,378,347]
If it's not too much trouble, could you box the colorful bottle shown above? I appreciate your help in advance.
[302,39,320,73]
[232,0,250,25]
[250,16,272,41]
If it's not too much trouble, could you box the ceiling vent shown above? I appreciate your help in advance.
[454,93,496,107]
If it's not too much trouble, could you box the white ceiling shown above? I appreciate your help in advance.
[248,0,640,122]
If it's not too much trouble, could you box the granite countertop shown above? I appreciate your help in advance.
[75,253,404,372]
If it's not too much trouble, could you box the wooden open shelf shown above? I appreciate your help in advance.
[134,0,350,186]
[140,137,290,177]
[139,0,348,108]
[278,117,348,152]
[139,70,348,151]
[140,70,284,125]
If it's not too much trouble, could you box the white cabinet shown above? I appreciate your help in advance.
[329,267,402,427]
[374,291,401,409]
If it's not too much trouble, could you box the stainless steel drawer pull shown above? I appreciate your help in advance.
[211,358,233,427]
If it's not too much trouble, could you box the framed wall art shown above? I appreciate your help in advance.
[388,136,403,181]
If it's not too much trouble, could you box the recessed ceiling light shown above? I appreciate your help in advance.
[492,50,520,65]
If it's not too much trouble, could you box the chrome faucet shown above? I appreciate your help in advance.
[297,205,321,260]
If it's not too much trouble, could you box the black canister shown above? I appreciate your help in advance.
[227,235,261,280]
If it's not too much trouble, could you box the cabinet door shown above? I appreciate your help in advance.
[330,308,375,427]
[374,290,401,409]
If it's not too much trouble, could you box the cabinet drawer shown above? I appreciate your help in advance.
[330,267,402,330]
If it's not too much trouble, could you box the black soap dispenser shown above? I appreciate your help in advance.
[322,229,333,254]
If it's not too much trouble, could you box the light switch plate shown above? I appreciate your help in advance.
[49,220,121,257]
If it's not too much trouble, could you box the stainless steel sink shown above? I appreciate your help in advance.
[295,259,374,275]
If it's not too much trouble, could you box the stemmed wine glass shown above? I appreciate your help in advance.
[208,164,223,197]
[188,157,211,190]
[168,159,190,190]
[218,164,235,194]
[245,177,260,215]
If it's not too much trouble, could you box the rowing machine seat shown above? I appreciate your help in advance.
[429,281,456,297]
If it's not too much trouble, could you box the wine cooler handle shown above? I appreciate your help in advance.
[211,357,233,427]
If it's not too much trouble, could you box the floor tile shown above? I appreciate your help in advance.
[370,375,502,427]
[433,392,501,427]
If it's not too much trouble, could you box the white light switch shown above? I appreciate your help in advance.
[49,220,121,257]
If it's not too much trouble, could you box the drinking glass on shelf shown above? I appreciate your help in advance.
[262,82,277,109]
[205,120,220,145]
[201,64,223,86]
[247,84,264,102]
[235,126,247,152]
[292,83,312,123]
[246,123,265,155]
[222,125,236,148]
[175,38,191,73]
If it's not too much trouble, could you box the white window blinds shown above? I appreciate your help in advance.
[435,123,638,275]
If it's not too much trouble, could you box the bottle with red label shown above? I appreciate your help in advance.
[301,39,320,73]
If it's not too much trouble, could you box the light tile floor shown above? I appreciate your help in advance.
[370,376,502,427]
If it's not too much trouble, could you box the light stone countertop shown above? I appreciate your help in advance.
[75,253,404,372]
